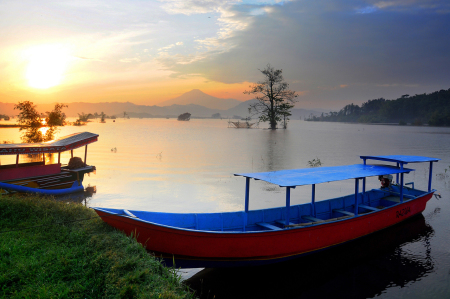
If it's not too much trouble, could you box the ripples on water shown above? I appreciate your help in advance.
[1,118,450,298]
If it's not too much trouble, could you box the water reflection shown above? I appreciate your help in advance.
[186,215,434,299]
[55,185,97,206]
[12,153,59,165]
[2,119,449,297]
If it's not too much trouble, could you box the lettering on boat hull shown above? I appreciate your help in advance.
[396,206,411,218]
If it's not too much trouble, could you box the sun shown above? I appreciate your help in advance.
[25,45,69,89]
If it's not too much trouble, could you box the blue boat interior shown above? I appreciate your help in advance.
[100,184,429,233]
[95,155,439,233]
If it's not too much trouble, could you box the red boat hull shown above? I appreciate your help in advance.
[94,192,433,266]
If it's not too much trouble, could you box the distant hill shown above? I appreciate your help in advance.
[0,102,15,116]
[307,88,450,125]
[0,98,325,120]
[159,89,241,110]
[0,101,220,118]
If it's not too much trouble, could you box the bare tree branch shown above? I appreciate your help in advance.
[243,64,298,129]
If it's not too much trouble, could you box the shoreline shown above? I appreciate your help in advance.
[0,194,195,298]
[0,124,23,128]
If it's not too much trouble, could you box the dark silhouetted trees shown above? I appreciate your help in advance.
[14,101,67,142]
[306,89,450,126]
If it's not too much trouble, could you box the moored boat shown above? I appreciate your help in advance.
[92,155,439,268]
[0,132,98,195]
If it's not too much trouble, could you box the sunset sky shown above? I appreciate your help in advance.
[1,0,449,109]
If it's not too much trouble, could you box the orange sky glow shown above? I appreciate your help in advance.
[1,1,449,110]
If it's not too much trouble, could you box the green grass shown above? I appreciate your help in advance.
[0,193,195,298]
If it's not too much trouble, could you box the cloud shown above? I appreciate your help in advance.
[158,0,238,15]
[2,0,449,107]
[158,42,185,52]
[157,0,450,104]
[356,6,378,13]
[369,0,450,11]
[119,57,141,63]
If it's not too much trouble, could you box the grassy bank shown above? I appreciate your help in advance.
[0,194,195,298]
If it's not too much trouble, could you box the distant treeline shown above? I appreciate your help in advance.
[306,88,450,126]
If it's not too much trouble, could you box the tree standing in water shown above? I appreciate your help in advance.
[244,64,298,129]
[14,101,43,143]
[43,103,68,141]
[14,101,67,142]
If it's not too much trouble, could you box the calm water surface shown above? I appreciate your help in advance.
[1,119,450,298]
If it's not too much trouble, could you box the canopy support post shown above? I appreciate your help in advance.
[71,150,73,158]
[16,154,19,167]
[362,177,366,205]
[244,177,250,232]
[245,177,250,213]
[285,187,291,226]
[400,173,404,203]
[354,178,359,216]
[428,161,433,192]
[58,152,61,164]
[311,184,316,217]
[396,162,399,184]
[42,153,45,165]
[84,145,88,165]
[400,162,404,203]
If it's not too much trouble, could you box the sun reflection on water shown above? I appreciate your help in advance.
[39,126,49,136]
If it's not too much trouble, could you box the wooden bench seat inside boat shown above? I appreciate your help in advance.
[275,220,294,226]
[285,215,352,228]
[333,209,355,217]
[256,222,282,231]
[384,196,412,203]
[302,215,325,223]
[358,204,379,212]
[373,189,416,200]
[123,209,137,218]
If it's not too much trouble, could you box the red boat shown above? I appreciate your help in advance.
[0,132,98,195]
[92,155,439,268]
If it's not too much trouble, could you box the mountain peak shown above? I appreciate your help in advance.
[160,89,241,110]
[187,89,203,93]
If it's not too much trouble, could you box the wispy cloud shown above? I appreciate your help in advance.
[158,0,237,15]
[1,0,449,107]
[156,0,450,106]
[119,57,141,63]
[368,0,450,12]
[356,6,378,13]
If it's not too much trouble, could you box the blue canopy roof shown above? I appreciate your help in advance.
[235,164,413,187]
[360,155,440,164]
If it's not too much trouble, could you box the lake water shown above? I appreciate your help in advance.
[1,118,450,298]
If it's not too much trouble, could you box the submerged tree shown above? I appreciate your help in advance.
[177,112,191,121]
[43,103,68,141]
[244,64,298,130]
[77,112,93,122]
[14,101,43,143]
[307,157,322,167]
[14,101,67,143]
